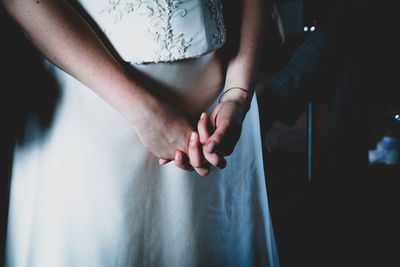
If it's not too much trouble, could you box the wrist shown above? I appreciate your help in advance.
[116,82,160,127]
[219,87,252,108]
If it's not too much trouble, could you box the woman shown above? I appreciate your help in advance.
[2,0,279,266]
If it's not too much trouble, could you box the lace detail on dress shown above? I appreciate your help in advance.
[99,0,152,23]
[99,0,192,62]
[207,0,225,46]
[95,0,226,63]
[147,1,192,62]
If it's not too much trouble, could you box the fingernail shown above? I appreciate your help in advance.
[190,132,196,141]
[176,153,182,161]
[200,112,206,119]
[207,142,214,153]
[199,168,210,177]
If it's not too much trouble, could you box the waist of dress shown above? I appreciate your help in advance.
[125,51,225,120]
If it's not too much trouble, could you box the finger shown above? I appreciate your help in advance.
[188,132,203,168]
[194,164,211,176]
[188,131,211,176]
[203,148,227,169]
[197,112,210,145]
[205,122,230,154]
[209,103,223,129]
[159,159,171,165]
[175,151,194,171]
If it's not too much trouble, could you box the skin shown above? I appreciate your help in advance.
[3,0,265,176]
[2,0,202,170]
[171,0,266,173]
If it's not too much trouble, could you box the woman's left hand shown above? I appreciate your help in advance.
[163,99,249,173]
[201,99,250,157]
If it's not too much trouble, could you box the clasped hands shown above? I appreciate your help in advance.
[163,99,249,176]
[134,89,250,176]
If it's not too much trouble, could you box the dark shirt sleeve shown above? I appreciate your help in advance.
[261,1,351,126]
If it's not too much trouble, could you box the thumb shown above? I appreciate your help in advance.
[205,120,230,154]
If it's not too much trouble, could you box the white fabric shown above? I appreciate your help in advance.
[77,0,226,63]
[6,0,279,265]
[6,53,279,266]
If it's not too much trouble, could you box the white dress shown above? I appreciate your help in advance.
[6,0,279,266]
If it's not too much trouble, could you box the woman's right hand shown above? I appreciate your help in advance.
[134,96,193,159]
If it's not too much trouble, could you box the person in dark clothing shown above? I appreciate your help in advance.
[259,1,399,265]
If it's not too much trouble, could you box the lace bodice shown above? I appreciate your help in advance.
[77,0,226,64]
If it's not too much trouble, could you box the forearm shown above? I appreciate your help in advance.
[222,0,265,105]
[2,0,153,125]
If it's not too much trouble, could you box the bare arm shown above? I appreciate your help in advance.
[3,0,146,117]
[222,0,265,104]
[2,0,196,161]
[199,0,266,156]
